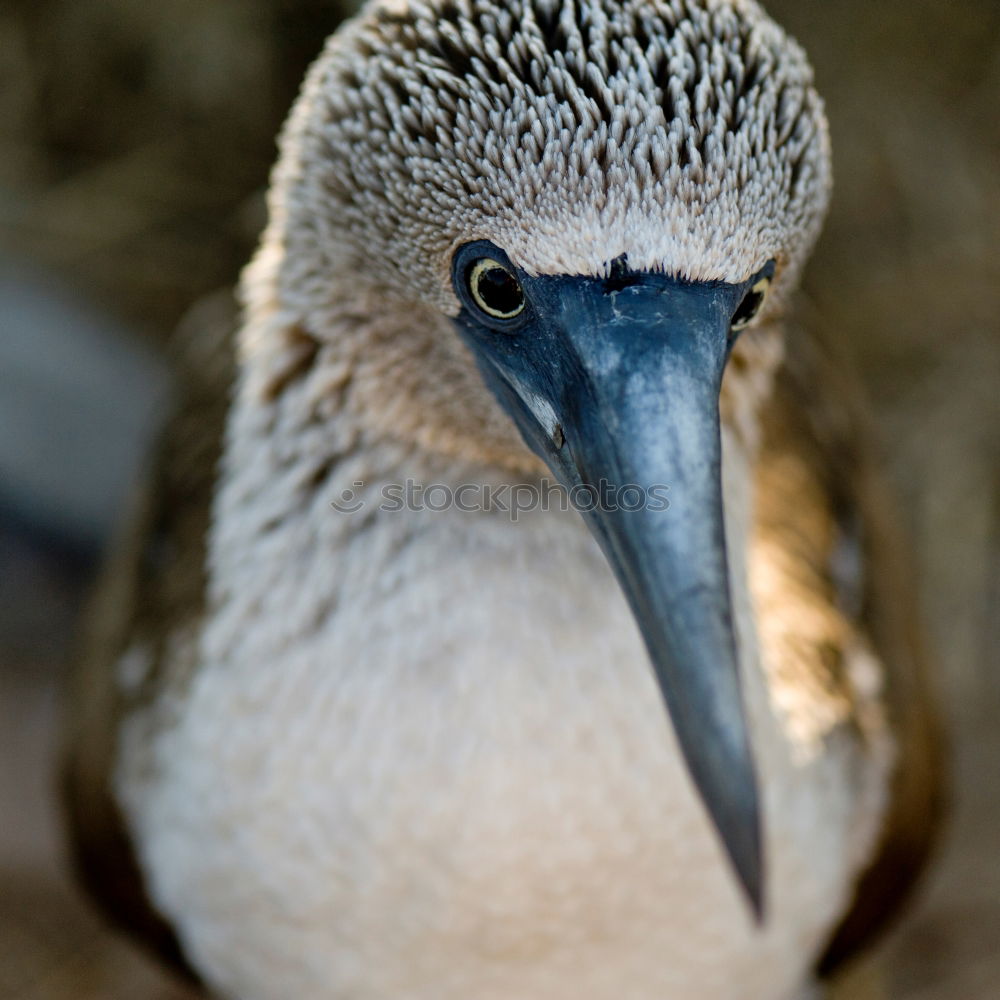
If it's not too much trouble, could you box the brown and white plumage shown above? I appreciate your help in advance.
[64,1,943,997]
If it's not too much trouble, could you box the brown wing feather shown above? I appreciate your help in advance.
[61,292,238,987]
[755,323,946,977]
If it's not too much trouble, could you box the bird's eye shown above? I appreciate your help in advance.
[467,258,525,320]
[731,276,771,332]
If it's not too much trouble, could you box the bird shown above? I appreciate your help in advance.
[63,0,944,997]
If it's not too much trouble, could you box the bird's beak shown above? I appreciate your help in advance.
[455,269,764,917]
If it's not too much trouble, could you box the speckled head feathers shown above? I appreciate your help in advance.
[263,0,831,318]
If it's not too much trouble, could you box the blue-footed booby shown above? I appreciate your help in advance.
[64,0,944,997]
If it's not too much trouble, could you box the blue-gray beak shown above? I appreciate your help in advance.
[452,245,769,917]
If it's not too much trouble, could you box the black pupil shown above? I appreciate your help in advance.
[475,265,522,316]
[732,288,764,328]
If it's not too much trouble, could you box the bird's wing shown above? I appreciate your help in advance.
[62,291,238,987]
[752,321,946,977]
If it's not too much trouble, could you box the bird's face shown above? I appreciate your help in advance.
[254,0,832,916]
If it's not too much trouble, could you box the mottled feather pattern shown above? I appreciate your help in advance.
[275,0,829,312]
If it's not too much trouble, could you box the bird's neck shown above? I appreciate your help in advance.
[208,330,777,675]
[208,264,785,667]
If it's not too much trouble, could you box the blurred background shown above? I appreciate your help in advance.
[0,0,997,997]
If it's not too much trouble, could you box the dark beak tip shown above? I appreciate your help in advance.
[720,800,766,925]
[691,746,765,925]
[740,856,766,926]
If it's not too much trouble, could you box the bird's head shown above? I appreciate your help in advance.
[245,0,832,917]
